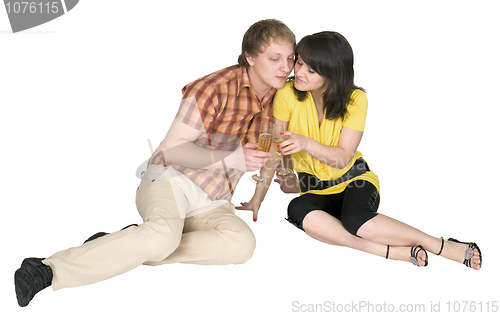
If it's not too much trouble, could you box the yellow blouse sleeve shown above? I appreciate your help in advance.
[273,81,294,122]
[342,89,368,132]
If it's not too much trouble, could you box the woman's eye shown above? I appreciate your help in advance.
[297,60,303,65]
[308,69,316,74]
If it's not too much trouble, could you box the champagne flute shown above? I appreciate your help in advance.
[273,119,293,176]
[251,120,274,182]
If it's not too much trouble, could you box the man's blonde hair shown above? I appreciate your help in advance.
[238,19,295,67]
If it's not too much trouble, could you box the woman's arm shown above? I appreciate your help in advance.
[235,119,300,220]
[235,139,283,221]
[278,126,363,169]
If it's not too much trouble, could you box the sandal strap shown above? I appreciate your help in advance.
[436,238,444,256]
[464,242,481,267]
[447,238,482,269]
[386,245,390,259]
[410,245,428,267]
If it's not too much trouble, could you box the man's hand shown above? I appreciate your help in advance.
[274,173,300,194]
[242,143,271,172]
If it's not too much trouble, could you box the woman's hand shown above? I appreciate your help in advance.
[274,173,300,194]
[235,197,262,222]
[276,131,310,156]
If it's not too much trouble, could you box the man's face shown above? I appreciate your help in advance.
[246,38,295,97]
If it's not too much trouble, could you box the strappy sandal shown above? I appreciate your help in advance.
[446,238,482,269]
[410,245,428,266]
[386,245,428,267]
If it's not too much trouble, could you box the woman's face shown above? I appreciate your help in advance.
[293,55,327,94]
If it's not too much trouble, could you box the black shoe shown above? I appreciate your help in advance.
[83,231,109,244]
[83,224,139,244]
[14,258,53,307]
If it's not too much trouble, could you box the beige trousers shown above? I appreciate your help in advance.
[43,165,256,291]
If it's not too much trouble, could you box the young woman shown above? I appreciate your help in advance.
[238,31,482,269]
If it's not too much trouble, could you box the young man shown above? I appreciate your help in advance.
[14,19,295,307]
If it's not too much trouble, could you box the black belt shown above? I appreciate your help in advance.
[297,158,370,192]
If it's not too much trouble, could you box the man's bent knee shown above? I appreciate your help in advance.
[225,227,256,264]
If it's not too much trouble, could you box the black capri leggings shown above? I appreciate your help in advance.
[286,180,380,236]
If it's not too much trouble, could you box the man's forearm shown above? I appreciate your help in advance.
[161,141,244,170]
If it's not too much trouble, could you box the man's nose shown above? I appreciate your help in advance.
[280,58,293,73]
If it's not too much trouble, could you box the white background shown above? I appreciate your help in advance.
[1,0,499,315]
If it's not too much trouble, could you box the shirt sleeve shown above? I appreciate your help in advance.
[343,90,368,132]
[273,82,293,122]
[175,80,218,133]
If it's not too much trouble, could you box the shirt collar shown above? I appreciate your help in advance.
[237,66,251,97]
[237,66,277,104]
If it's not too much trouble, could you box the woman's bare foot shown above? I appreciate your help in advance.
[439,239,482,270]
[388,246,428,267]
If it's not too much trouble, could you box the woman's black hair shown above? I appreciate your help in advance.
[293,31,364,121]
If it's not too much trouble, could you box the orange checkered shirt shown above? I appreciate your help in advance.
[149,65,275,201]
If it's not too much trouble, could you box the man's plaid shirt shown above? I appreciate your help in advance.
[149,65,275,201]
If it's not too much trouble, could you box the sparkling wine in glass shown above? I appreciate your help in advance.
[258,133,273,152]
[273,120,293,176]
[251,120,274,183]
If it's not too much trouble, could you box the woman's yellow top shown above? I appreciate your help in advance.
[273,80,380,195]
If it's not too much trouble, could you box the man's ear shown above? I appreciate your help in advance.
[245,52,255,66]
